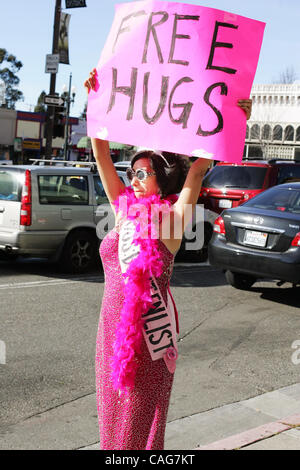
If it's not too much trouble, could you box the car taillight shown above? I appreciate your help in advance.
[213,216,226,235]
[242,191,259,201]
[291,232,300,247]
[20,169,32,226]
[198,189,208,198]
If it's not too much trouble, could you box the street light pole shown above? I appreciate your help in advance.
[45,0,61,159]
[63,73,76,160]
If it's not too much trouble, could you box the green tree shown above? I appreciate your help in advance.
[34,91,47,113]
[0,48,24,109]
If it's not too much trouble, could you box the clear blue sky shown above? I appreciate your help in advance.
[2,0,300,117]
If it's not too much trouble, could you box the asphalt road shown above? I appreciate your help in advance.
[0,257,299,442]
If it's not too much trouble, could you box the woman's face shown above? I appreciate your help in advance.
[131,157,160,198]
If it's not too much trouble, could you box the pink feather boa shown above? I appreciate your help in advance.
[111,187,178,394]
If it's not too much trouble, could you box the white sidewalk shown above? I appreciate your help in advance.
[0,383,299,450]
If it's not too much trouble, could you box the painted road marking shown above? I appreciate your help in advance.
[0,263,218,290]
[0,275,103,290]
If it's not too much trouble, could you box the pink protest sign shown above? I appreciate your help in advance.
[87,0,265,163]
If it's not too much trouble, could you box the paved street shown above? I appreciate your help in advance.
[0,257,299,449]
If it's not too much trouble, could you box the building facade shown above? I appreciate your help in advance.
[245,83,300,160]
[0,109,78,163]
[2,82,299,163]
[0,108,17,161]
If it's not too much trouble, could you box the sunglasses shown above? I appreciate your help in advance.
[126,168,156,182]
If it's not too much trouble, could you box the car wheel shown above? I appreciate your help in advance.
[59,230,98,274]
[225,270,256,290]
[178,222,212,263]
[0,251,18,261]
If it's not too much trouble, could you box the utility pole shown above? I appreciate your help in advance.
[45,0,62,159]
[63,73,76,160]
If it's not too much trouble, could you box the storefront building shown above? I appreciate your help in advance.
[15,111,45,162]
[0,109,78,163]
[0,108,16,162]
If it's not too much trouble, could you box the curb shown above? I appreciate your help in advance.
[196,413,300,450]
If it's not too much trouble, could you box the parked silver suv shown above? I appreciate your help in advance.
[0,162,129,273]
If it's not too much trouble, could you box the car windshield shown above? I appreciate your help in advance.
[243,186,300,213]
[0,170,23,201]
[202,166,267,189]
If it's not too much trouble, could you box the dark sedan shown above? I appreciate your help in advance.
[208,183,300,289]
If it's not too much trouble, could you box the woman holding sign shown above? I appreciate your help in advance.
[85,69,251,450]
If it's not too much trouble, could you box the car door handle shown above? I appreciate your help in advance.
[0,207,5,213]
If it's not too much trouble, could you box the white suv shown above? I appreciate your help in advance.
[0,162,129,273]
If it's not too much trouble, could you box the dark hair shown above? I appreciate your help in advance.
[131,150,190,197]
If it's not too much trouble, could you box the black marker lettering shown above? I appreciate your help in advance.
[142,11,169,63]
[144,315,169,331]
[143,72,169,124]
[146,323,171,335]
[113,10,147,53]
[168,14,200,66]
[107,67,138,121]
[206,21,238,74]
[197,82,228,137]
[149,328,173,346]
[151,293,161,302]
[153,337,174,353]
[144,309,167,323]
[143,301,164,319]
[168,77,194,128]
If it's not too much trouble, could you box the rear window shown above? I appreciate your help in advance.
[38,175,89,204]
[0,170,23,201]
[243,186,300,214]
[203,166,268,189]
[277,165,300,184]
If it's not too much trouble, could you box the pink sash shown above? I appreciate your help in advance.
[118,219,178,373]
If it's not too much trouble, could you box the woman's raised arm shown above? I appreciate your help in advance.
[91,137,125,206]
[164,98,253,250]
[84,69,125,209]
[173,157,211,233]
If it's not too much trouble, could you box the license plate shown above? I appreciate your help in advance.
[244,230,268,247]
[219,199,232,208]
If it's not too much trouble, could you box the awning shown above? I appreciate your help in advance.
[109,141,135,150]
[77,136,91,149]
[77,137,136,151]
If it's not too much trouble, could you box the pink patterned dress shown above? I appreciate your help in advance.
[95,225,175,450]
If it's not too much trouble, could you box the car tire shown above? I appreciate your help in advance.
[0,251,18,261]
[59,230,98,274]
[225,270,256,290]
[177,222,212,263]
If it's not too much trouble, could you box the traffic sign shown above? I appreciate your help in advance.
[65,0,86,8]
[44,95,65,107]
[45,54,59,74]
